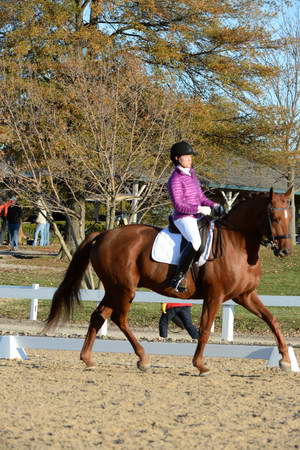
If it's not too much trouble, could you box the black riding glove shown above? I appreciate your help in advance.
[213,204,225,217]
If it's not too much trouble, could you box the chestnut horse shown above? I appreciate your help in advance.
[45,187,293,375]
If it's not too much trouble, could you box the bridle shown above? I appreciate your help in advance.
[261,204,291,250]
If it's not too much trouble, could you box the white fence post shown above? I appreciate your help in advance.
[221,304,235,342]
[29,284,39,321]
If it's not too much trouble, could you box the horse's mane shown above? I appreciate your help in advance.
[227,191,269,214]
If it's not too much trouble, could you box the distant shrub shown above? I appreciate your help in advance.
[85,221,106,233]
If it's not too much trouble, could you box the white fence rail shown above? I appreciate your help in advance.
[0,285,300,342]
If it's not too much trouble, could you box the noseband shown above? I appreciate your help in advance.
[261,205,291,248]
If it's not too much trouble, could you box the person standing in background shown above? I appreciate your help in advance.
[43,220,50,246]
[6,197,22,251]
[33,201,48,246]
[159,302,199,340]
[0,199,13,244]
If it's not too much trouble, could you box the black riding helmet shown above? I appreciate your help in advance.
[170,141,198,164]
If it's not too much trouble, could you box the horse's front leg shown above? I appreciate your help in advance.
[193,299,221,376]
[235,291,290,371]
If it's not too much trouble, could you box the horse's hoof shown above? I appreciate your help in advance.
[84,365,96,371]
[199,367,210,377]
[137,361,151,372]
[279,360,291,372]
[81,358,96,370]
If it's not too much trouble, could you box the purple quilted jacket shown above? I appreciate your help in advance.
[168,167,215,220]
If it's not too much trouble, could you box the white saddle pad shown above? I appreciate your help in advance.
[152,222,215,266]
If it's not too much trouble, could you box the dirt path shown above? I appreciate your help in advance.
[0,319,300,449]
[1,247,300,448]
[1,349,300,450]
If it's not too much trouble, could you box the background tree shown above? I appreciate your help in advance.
[0,0,294,250]
[255,8,300,242]
[0,56,202,244]
[0,0,290,146]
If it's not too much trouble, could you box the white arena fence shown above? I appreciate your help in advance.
[0,334,299,372]
[0,284,300,342]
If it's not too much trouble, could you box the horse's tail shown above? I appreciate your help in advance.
[44,232,102,331]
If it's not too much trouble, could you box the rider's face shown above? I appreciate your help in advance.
[176,154,192,168]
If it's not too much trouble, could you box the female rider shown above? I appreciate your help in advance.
[167,141,222,292]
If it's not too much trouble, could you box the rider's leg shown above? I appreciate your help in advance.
[169,217,200,292]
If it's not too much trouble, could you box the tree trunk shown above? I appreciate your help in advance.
[56,199,95,289]
[106,198,116,230]
[65,199,86,254]
[287,167,296,245]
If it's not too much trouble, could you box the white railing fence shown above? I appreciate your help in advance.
[0,285,299,342]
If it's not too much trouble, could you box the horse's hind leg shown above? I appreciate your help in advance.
[111,290,150,371]
[235,291,291,371]
[80,300,113,368]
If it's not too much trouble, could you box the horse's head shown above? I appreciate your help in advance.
[261,187,293,257]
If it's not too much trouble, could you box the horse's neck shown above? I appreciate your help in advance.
[225,198,266,235]
[225,200,266,266]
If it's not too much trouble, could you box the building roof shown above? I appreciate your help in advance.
[205,157,300,195]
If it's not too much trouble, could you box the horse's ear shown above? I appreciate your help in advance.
[269,187,273,201]
[284,185,293,199]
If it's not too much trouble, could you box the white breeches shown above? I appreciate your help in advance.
[174,216,201,251]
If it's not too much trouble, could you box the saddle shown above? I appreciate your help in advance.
[168,215,212,255]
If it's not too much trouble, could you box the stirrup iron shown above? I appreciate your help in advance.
[170,273,187,293]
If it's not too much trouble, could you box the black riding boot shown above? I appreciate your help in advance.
[169,242,197,293]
